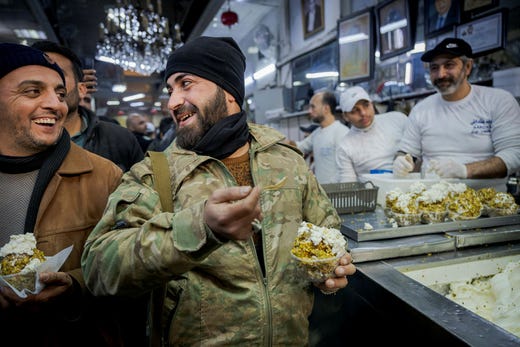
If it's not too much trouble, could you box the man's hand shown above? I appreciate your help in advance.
[82,69,98,93]
[204,186,262,241]
[315,252,356,294]
[429,158,467,178]
[393,154,414,177]
[0,271,74,310]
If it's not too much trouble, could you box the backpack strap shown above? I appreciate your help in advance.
[147,150,171,347]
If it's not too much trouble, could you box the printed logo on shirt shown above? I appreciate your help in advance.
[471,118,491,135]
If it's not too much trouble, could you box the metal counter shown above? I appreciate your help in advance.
[309,209,520,346]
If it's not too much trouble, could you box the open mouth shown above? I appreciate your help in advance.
[177,112,196,127]
[32,118,57,127]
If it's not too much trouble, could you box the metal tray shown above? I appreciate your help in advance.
[340,207,520,242]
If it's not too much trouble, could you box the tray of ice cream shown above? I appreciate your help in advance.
[340,180,520,242]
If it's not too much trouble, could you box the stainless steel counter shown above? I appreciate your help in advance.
[313,209,520,347]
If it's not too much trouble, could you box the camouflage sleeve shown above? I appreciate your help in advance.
[302,169,342,229]
[81,157,223,297]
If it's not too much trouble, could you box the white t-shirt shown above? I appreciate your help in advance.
[297,120,349,183]
[398,85,520,175]
[336,111,408,182]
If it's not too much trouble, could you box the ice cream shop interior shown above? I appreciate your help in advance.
[1,0,520,345]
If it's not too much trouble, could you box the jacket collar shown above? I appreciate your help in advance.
[56,142,94,175]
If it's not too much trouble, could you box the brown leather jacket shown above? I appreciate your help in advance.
[1,143,132,347]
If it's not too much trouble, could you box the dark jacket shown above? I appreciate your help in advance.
[80,106,144,171]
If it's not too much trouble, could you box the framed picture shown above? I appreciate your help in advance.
[424,0,460,38]
[425,29,456,51]
[375,0,413,60]
[462,0,499,20]
[337,9,374,83]
[301,0,325,39]
[455,10,506,57]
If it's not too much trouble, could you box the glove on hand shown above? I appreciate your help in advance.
[393,154,414,177]
[429,158,467,178]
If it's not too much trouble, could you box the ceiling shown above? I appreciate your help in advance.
[0,0,280,117]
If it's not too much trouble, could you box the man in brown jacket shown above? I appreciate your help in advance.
[0,43,125,346]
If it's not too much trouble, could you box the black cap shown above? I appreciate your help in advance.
[421,38,472,62]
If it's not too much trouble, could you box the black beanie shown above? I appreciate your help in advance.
[164,36,246,107]
[0,42,66,85]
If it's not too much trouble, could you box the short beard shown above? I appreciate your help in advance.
[176,87,228,149]
[433,67,467,96]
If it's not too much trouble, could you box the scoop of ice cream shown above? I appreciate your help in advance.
[0,233,45,276]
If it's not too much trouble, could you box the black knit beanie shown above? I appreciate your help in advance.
[0,42,66,85]
[164,36,246,107]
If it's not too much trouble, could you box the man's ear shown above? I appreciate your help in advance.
[78,82,88,98]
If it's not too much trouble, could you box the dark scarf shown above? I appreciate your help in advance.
[190,111,250,159]
[0,131,70,233]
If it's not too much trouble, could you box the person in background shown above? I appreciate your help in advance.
[336,86,408,182]
[288,90,349,183]
[147,116,176,151]
[299,123,319,172]
[31,40,144,172]
[81,36,355,346]
[126,112,153,152]
[0,42,124,346]
[393,38,520,180]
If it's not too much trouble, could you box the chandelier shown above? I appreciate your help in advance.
[96,0,178,75]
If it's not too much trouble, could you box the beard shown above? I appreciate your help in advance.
[176,87,228,149]
[65,86,80,121]
[433,67,468,96]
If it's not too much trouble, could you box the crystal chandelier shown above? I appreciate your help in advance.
[96,0,176,75]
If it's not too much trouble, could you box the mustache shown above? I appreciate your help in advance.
[433,77,454,85]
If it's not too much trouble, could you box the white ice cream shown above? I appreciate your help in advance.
[445,260,520,338]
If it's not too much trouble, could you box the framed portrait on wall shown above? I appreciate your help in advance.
[337,9,374,83]
[301,0,325,39]
[375,0,413,60]
[424,0,460,38]
[456,10,506,57]
[462,0,499,20]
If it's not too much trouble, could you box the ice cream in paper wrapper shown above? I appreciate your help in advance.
[0,233,73,298]
[291,222,347,283]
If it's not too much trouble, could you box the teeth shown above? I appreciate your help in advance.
[33,118,56,125]
[180,113,193,122]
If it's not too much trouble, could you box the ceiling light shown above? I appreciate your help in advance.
[107,100,120,106]
[122,93,146,102]
[305,71,339,79]
[130,101,145,107]
[253,64,276,80]
[112,84,127,93]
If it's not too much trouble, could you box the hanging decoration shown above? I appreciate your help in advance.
[96,0,175,75]
[221,0,238,28]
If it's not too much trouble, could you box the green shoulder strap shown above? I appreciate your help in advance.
[148,151,173,213]
[147,150,171,347]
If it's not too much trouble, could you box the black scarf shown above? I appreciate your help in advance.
[0,131,70,233]
[190,111,250,159]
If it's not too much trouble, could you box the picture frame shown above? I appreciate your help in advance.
[424,0,460,38]
[337,9,374,83]
[462,0,499,20]
[375,0,413,60]
[455,10,506,57]
[301,0,325,39]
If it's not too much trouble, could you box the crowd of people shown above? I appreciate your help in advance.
[0,32,519,347]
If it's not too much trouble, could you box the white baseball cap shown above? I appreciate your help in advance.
[339,86,371,112]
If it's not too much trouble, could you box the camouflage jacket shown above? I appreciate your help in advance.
[82,123,341,346]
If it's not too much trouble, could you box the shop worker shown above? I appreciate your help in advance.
[336,86,408,182]
[289,90,349,183]
[81,36,356,346]
[0,43,125,346]
[393,38,520,179]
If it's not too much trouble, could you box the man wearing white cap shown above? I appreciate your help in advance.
[393,38,520,179]
[336,86,407,182]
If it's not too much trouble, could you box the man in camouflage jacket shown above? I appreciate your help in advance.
[81,36,355,346]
